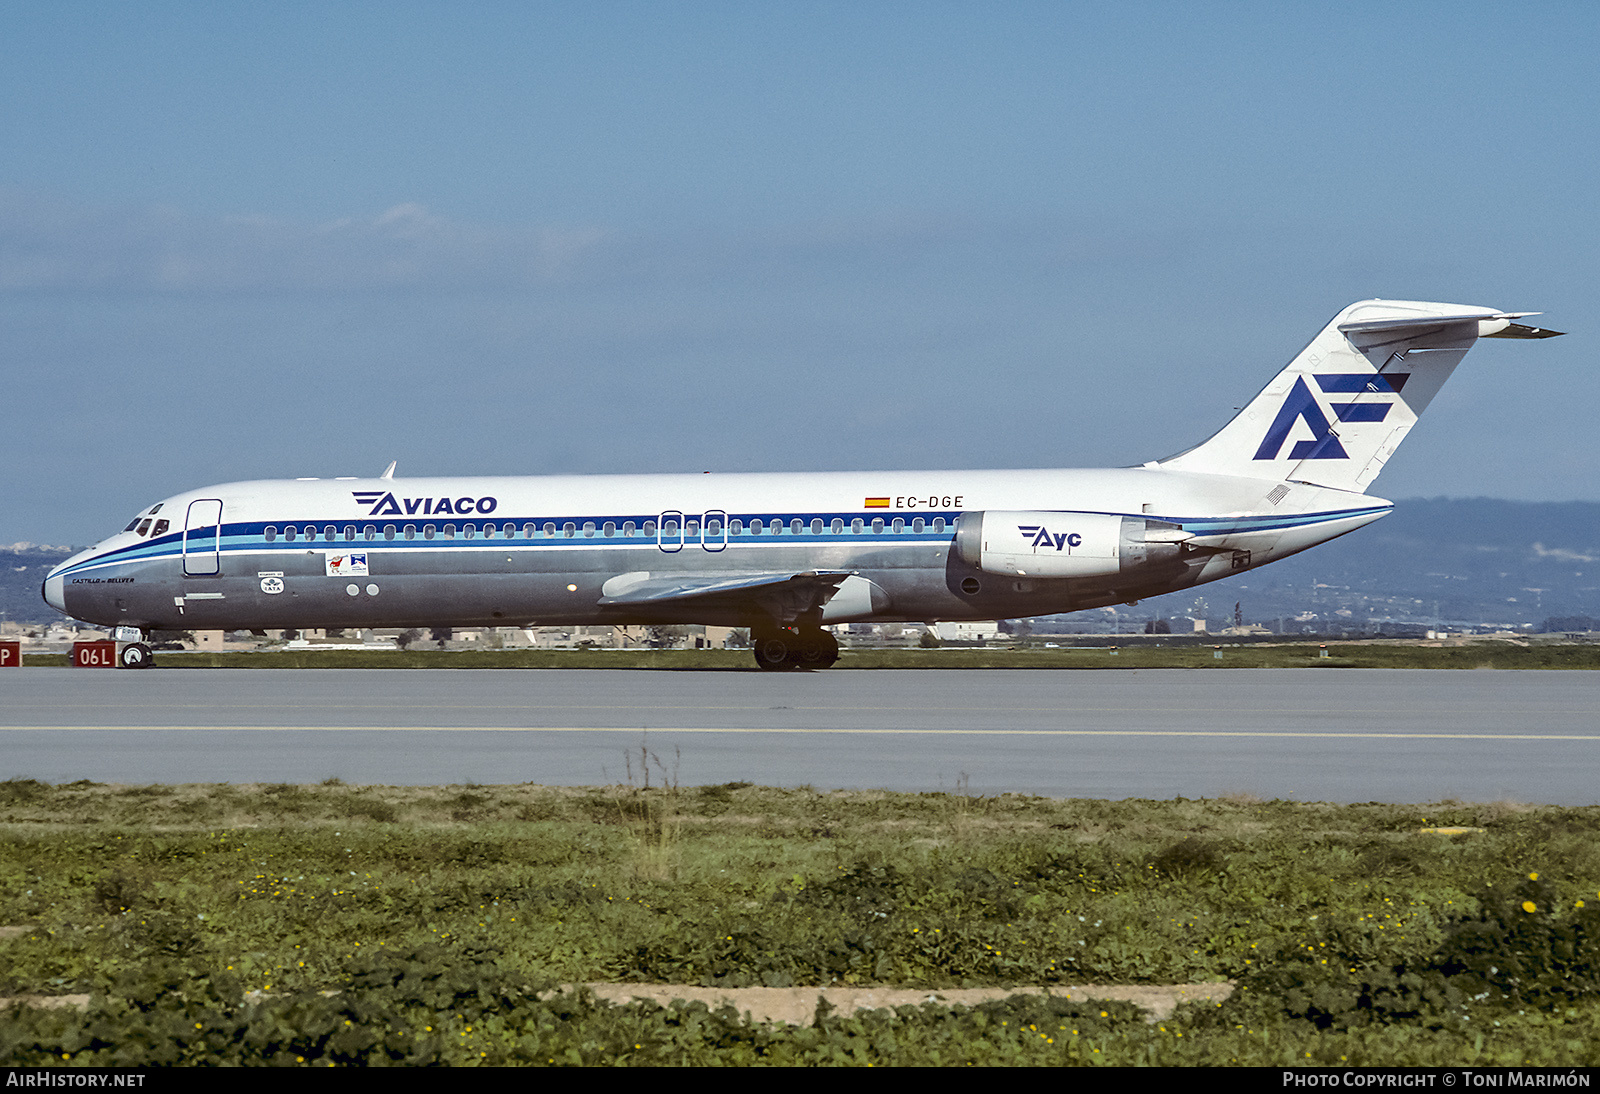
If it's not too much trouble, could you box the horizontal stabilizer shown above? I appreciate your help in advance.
[1483,322,1564,339]
[1337,311,1522,335]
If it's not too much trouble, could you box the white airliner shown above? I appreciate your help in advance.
[44,299,1560,669]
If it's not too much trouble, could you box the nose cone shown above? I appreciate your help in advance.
[42,570,66,613]
[42,549,94,615]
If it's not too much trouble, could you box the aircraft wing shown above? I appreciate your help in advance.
[598,569,854,607]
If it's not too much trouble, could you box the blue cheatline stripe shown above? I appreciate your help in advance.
[1164,507,1389,536]
[53,511,961,577]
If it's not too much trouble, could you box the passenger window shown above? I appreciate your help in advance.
[344,525,356,540]
[750,518,764,534]
[643,520,656,536]
[912,517,925,533]
[364,525,376,540]
[265,526,277,542]
[810,518,823,534]
[424,525,436,540]
[522,523,535,538]
[892,518,904,532]
[324,525,337,540]
[285,527,297,542]
[933,517,946,533]
[730,519,742,534]
[603,521,616,536]
[544,522,557,536]
[384,525,396,540]
[403,525,415,540]
[482,524,494,538]
[563,522,576,538]
[872,518,884,533]
[852,518,864,534]
[790,519,803,534]
[464,524,476,539]
[830,518,843,534]
[583,522,596,537]
[442,524,455,539]
[623,521,636,536]
[664,519,679,536]
[706,518,721,536]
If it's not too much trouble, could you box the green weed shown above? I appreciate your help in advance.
[5,785,1600,1063]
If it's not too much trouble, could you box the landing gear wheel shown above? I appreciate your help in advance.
[753,624,839,671]
[753,633,795,671]
[794,628,839,669]
[118,642,153,669]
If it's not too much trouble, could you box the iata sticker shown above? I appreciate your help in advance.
[324,553,369,578]
[260,577,285,594]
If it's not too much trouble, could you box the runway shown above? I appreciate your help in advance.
[3,667,1598,803]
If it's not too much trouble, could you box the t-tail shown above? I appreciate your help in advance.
[1159,299,1562,492]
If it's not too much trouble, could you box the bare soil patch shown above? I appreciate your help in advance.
[582,982,1234,1025]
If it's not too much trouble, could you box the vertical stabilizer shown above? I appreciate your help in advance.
[1158,300,1559,492]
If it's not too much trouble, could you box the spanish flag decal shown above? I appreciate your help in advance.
[864,497,891,509]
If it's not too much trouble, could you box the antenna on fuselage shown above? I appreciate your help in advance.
[380,461,397,480]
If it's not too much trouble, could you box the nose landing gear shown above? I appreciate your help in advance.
[751,624,839,671]
[118,642,154,669]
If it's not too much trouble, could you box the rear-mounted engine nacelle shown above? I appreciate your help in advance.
[954,510,1190,578]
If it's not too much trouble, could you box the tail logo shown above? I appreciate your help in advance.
[1252,373,1408,461]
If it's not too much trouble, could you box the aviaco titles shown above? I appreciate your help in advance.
[44,299,1561,670]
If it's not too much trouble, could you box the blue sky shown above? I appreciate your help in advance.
[3,2,1597,544]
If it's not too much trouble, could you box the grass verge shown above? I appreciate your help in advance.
[4,781,1600,1064]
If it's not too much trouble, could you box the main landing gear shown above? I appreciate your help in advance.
[751,624,839,671]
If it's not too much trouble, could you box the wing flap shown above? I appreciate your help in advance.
[598,569,854,607]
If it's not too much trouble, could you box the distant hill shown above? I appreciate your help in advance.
[1,544,76,626]
[9,499,1600,630]
[1205,498,1600,630]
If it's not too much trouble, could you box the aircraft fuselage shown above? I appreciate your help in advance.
[44,466,1388,633]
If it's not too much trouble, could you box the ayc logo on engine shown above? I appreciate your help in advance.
[1017,525,1083,551]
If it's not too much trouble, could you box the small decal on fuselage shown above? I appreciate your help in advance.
[324,553,369,577]
[260,577,285,594]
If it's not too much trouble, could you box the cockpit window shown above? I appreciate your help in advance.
[152,519,169,537]
[135,519,152,537]
[124,517,143,532]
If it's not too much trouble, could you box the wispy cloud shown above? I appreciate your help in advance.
[1532,543,1597,564]
[0,191,1172,296]
[0,193,611,292]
